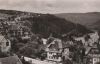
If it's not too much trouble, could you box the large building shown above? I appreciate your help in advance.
[45,37,71,64]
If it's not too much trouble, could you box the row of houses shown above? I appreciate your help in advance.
[0,30,99,64]
[41,31,100,64]
[0,21,31,41]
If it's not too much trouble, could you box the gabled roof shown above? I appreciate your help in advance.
[46,38,71,53]
[0,35,8,43]
[0,55,22,64]
[0,35,5,42]
[47,38,63,52]
[86,46,100,55]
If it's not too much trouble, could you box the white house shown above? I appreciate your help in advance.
[46,38,62,62]
[62,47,70,61]
[88,32,99,45]
[46,38,71,63]
[0,35,11,53]
[41,38,48,45]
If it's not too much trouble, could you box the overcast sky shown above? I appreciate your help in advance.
[0,0,100,13]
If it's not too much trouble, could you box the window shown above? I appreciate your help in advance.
[49,52,52,54]
[6,42,9,46]
[51,56,53,59]
[56,57,59,59]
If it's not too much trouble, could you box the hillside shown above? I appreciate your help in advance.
[91,20,100,30]
[0,9,93,59]
[0,9,92,38]
[54,12,100,29]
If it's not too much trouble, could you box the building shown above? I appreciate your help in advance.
[45,37,70,63]
[0,35,11,53]
[46,38,62,62]
[74,32,99,47]
[88,32,99,46]
[85,46,100,64]
[41,38,48,45]
[74,36,87,46]
[0,55,22,64]
[9,24,31,39]
[62,46,70,61]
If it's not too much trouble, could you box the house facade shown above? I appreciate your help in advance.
[45,37,70,63]
[85,47,100,64]
[62,47,70,61]
[46,38,62,62]
[0,35,11,53]
[0,55,22,64]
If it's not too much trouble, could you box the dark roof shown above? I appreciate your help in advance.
[47,38,71,52]
[89,47,100,54]
[0,55,22,64]
[86,46,100,56]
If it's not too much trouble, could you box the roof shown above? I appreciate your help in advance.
[0,35,5,42]
[86,46,100,56]
[85,47,91,55]
[47,38,62,52]
[0,35,8,43]
[24,56,54,64]
[0,55,22,64]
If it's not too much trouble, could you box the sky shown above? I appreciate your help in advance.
[0,0,100,13]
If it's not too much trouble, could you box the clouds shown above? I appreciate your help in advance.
[0,0,99,13]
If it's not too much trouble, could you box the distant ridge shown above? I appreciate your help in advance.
[54,12,100,29]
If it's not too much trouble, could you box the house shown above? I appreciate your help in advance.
[88,32,99,46]
[74,36,88,46]
[0,35,11,53]
[85,46,100,64]
[74,32,99,47]
[62,46,70,61]
[46,38,62,62]
[46,37,70,63]
[0,55,22,64]
[41,38,48,45]
[8,25,20,37]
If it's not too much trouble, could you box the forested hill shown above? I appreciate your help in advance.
[0,9,92,38]
[54,12,100,29]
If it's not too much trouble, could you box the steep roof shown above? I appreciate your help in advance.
[85,47,91,55]
[0,35,7,43]
[46,38,62,52]
[86,46,100,56]
[0,55,22,64]
[0,35,5,42]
